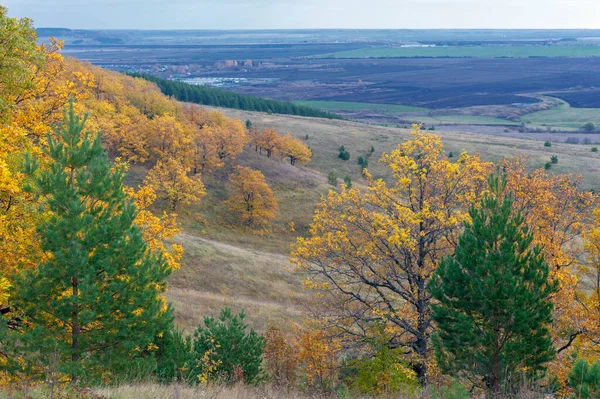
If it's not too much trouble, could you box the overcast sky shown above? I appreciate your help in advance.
[4,0,600,30]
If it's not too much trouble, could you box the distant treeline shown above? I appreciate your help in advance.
[128,73,341,120]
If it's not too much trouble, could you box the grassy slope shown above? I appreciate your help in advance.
[323,45,600,59]
[524,96,600,129]
[161,107,600,333]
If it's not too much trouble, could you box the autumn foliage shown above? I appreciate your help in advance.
[226,166,278,228]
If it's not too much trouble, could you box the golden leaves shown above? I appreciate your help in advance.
[225,166,278,228]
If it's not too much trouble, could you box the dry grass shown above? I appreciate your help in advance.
[159,108,600,333]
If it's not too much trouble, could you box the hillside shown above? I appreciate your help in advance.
[163,107,600,334]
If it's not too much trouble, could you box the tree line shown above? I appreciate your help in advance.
[128,72,342,120]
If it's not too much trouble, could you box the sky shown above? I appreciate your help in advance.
[4,0,600,30]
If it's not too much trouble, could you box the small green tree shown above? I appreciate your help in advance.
[156,328,193,383]
[592,147,598,153]
[12,103,173,382]
[429,173,557,396]
[545,162,552,170]
[544,141,552,147]
[568,359,600,399]
[357,156,368,170]
[343,176,352,188]
[338,145,350,161]
[245,119,252,129]
[328,171,338,187]
[551,155,559,164]
[192,308,265,385]
[370,145,375,154]
[448,152,454,158]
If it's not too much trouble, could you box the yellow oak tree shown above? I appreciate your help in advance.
[277,134,312,166]
[145,158,206,211]
[292,127,491,383]
[225,166,278,227]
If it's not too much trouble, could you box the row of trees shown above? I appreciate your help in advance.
[248,127,312,166]
[129,73,341,119]
[293,127,600,396]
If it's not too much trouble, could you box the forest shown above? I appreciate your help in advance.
[4,4,600,399]
[129,73,341,120]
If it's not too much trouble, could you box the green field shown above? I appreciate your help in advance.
[294,100,428,113]
[321,45,600,59]
[523,97,600,129]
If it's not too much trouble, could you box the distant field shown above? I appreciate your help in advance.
[294,100,428,113]
[524,97,600,129]
[295,100,518,126]
[322,45,600,59]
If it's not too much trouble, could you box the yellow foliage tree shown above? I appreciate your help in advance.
[225,166,278,227]
[277,134,312,166]
[145,158,206,211]
[255,128,281,158]
[292,127,491,383]
[203,111,248,160]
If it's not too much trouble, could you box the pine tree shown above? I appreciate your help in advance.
[11,103,173,382]
[429,173,557,396]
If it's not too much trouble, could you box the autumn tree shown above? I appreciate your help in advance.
[145,158,205,211]
[7,105,173,382]
[277,134,312,166]
[293,127,491,384]
[255,128,281,158]
[264,326,300,388]
[203,111,247,160]
[430,173,557,395]
[225,166,278,227]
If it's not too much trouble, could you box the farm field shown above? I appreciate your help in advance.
[321,45,600,59]
[524,97,600,129]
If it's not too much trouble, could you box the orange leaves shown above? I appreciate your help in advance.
[225,166,278,228]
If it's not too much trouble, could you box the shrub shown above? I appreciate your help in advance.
[370,145,375,154]
[338,146,350,161]
[566,137,580,144]
[593,147,598,153]
[357,156,368,170]
[448,152,454,158]
[305,134,309,140]
[582,122,597,132]
[155,328,193,383]
[245,119,252,129]
[348,347,418,395]
[432,380,470,399]
[192,308,265,385]
[551,155,559,164]
[568,358,600,399]
[544,141,552,147]
[328,171,338,187]
[343,176,352,188]
[263,326,299,388]
[545,162,552,170]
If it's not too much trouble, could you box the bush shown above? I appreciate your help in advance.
[568,358,600,399]
[328,171,338,187]
[192,308,265,385]
[582,122,597,132]
[593,147,599,153]
[338,146,350,161]
[432,380,469,399]
[155,328,193,383]
[545,162,552,170]
[263,326,299,388]
[551,155,559,164]
[448,152,454,158]
[357,156,368,170]
[544,141,552,147]
[343,176,352,188]
[370,145,375,154]
[245,119,252,129]
[348,347,418,395]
